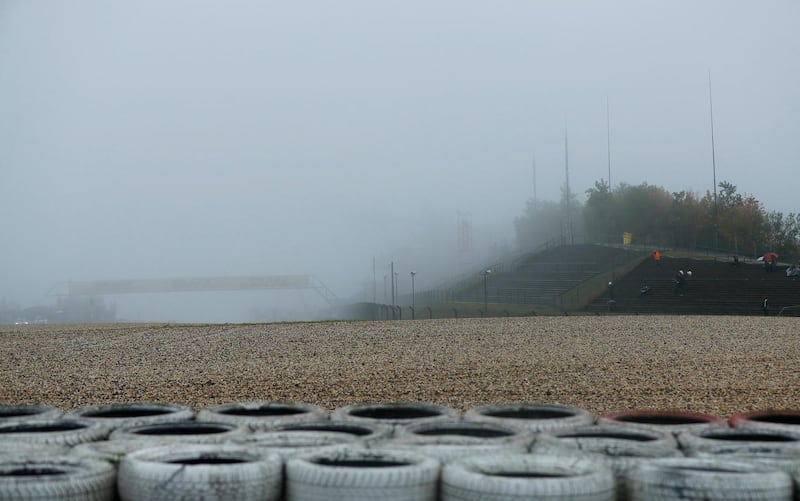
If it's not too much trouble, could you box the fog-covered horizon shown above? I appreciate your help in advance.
[2,1,797,320]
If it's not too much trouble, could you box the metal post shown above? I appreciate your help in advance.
[483,269,491,313]
[410,271,416,312]
[390,262,395,310]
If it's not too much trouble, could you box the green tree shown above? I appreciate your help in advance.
[584,180,615,242]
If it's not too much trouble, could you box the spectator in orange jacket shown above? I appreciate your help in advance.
[653,250,661,266]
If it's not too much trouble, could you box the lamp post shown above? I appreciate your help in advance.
[410,271,417,310]
[482,269,492,313]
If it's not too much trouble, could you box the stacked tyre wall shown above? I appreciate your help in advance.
[2,402,800,500]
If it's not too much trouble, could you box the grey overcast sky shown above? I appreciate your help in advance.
[1,1,798,316]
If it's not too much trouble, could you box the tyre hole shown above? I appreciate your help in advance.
[483,409,574,419]
[350,408,441,419]
[313,458,409,468]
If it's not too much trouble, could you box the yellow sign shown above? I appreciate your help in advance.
[623,232,633,245]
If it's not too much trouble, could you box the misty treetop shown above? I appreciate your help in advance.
[515,179,799,260]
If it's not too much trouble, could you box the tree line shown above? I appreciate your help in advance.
[515,180,799,260]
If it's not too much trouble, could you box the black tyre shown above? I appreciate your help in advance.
[441,453,615,500]
[65,403,193,432]
[0,419,109,447]
[331,402,458,429]
[109,421,247,444]
[463,403,594,432]
[0,455,115,500]
[197,401,327,431]
[286,448,440,501]
[625,457,793,500]
[117,444,282,501]
[0,405,62,423]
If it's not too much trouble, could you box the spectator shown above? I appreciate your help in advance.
[653,250,661,266]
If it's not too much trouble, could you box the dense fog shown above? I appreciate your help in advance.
[2,1,797,322]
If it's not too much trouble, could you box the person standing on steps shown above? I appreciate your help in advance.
[763,298,769,316]
[653,250,661,267]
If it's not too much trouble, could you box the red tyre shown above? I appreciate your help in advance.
[729,409,800,433]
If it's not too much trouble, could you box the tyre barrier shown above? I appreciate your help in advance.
[225,430,366,459]
[1,402,800,499]
[286,448,440,501]
[196,401,328,431]
[730,409,800,433]
[625,456,794,500]
[384,420,534,461]
[270,420,394,443]
[0,440,71,461]
[0,419,109,447]
[0,405,63,423]
[331,402,459,429]
[463,403,595,432]
[109,421,248,444]
[441,454,616,500]
[0,455,116,501]
[64,403,194,432]
[70,439,155,469]
[118,444,283,501]
[598,409,728,433]
[677,426,800,456]
[530,426,684,500]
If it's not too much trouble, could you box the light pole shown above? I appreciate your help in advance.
[410,271,417,309]
[482,269,492,313]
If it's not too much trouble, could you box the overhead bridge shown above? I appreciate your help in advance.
[64,275,338,305]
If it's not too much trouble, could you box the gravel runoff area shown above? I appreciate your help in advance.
[1,316,798,418]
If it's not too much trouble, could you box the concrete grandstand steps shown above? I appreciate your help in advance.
[451,244,641,307]
[587,255,800,315]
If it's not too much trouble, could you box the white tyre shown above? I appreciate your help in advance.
[729,409,800,433]
[625,457,793,500]
[0,419,108,447]
[532,426,683,500]
[117,444,282,501]
[463,403,594,432]
[385,420,534,462]
[533,425,679,455]
[65,403,193,432]
[197,401,327,431]
[70,440,154,470]
[0,455,115,500]
[286,448,439,501]
[109,421,247,444]
[270,420,393,443]
[598,410,727,434]
[441,454,615,500]
[677,427,800,455]
[226,430,365,459]
[0,441,70,459]
[0,405,62,423]
[331,402,458,429]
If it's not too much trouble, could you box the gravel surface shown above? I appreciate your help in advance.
[1,316,798,418]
